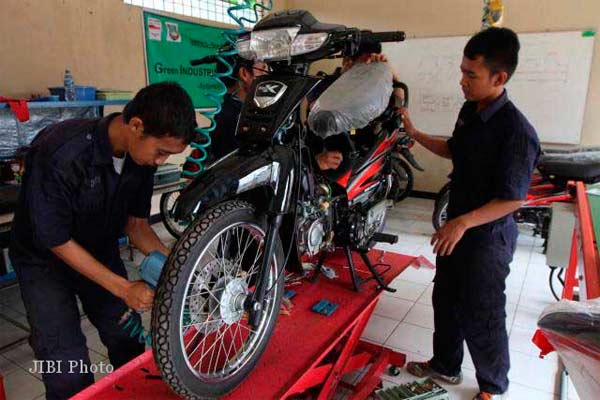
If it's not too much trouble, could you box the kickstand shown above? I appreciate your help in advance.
[310,252,328,283]
[359,252,396,293]
[345,246,363,292]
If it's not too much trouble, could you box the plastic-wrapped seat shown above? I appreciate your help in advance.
[537,151,600,185]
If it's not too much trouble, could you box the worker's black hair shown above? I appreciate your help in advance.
[464,27,520,81]
[123,82,197,144]
[216,54,257,88]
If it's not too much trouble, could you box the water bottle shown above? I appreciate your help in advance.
[64,69,76,101]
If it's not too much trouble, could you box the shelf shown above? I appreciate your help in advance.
[0,100,129,109]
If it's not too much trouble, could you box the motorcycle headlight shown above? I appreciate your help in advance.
[237,28,329,61]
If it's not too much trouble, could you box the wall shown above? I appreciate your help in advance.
[287,0,600,192]
[0,0,287,167]
[0,0,287,216]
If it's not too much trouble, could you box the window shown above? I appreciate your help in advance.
[124,0,269,28]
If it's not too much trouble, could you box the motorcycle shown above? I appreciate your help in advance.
[151,10,407,399]
[160,79,420,241]
[432,149,600,301]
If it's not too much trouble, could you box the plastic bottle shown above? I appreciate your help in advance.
[64,69,76,101]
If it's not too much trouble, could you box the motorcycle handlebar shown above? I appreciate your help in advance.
[363,31,406,43]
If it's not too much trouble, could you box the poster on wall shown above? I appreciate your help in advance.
[143,11,229,108]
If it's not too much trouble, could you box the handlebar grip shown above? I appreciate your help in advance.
[190,55,218,66]
[367,31,406,43]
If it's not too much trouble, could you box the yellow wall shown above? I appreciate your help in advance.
[0,0,287,166]
[1,0,598,193]
[288,0,600,192]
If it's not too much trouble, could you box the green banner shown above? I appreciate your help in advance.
[143,11,229,108]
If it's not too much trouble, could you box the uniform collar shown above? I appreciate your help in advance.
[478,89,509,122]
[93,113,121,166]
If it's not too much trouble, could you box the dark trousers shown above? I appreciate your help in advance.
[13,258,145,400]
[430,225,517,394]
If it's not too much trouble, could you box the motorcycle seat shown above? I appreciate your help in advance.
[537,152,600,184]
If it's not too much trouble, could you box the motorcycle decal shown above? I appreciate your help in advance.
[337,170,352,188]
[346,157,385,201]
[254,80,288,108]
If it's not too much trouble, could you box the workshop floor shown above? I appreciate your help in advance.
[0,198,578,400]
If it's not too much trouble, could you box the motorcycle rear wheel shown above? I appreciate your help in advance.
[389,158,414,203]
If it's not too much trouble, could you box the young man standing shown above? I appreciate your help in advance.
[400,28,540,399]
[10,82,197,399]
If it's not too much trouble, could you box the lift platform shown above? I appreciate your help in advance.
[73,249,422,399]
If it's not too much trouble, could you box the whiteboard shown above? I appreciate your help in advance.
[383,31,595,144]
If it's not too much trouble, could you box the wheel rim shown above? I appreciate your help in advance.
[178,222,279,382]
[391,161,409,201]
[164,191,188,235]
[438,202,448,227]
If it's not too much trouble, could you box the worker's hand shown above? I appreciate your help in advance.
[431,217,469,256]
[122,280,155,312]
[366,53,388,63]
[398,107,417,137]
[316,151,343,170]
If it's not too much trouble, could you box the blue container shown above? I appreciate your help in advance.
[48,86,97,101]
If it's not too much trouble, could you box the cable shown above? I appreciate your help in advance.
[121,1,274,343]
[182,0,273,178]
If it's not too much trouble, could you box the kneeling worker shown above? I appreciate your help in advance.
[9,82,197,399]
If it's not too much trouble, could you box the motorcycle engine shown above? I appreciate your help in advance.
[297,183,334,257]
[350,200,389,249]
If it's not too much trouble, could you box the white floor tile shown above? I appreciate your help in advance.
[385,322,433,358]
[373,296,413,321]
[417,284,434,306]
[509,325,557,361]
[513,305,543,331]
[517,289,556,314]
[396,265,435,285]
[385,279,428,301]
[3,367,45,400]
[508,350,560,394]
[443,368,480,400]
[361,314,399,345]
[403,303,434,330]
[503,382,558,400]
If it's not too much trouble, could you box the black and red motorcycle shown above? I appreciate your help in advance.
[151,10,407,399]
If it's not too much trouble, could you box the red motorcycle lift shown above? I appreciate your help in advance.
[73,249,418,399]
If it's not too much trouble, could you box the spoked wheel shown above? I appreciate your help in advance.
[432,183,450,230]
[388,158,414,204]
[160,189,189,239]
[152,201,284,399]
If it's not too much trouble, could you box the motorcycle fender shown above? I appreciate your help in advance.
[173,149,282,220]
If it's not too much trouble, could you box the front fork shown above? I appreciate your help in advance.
[245,147,295,328]
[247,213,284,327]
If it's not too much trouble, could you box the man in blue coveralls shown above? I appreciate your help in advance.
[399,28,540,400]
[9,82,197,399]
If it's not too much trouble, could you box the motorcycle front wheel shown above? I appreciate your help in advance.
[152,200,284,399]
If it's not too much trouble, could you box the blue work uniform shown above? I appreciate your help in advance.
[430,90,540,394]
[9,113,154,399]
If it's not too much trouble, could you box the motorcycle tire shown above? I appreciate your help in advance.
[432,183,450,230]
[160,190,186,239]
[389,158,414,203]
[152,200,284,399]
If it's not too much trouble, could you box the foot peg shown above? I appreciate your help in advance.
[371,232,398,245]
